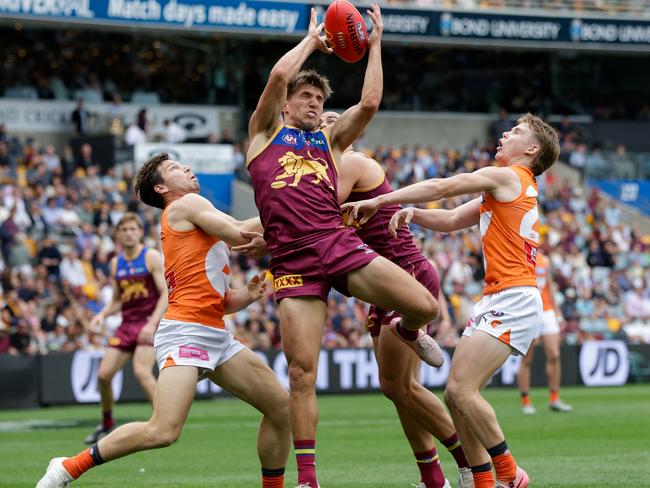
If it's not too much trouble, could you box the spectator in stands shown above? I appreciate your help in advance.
[0,124,6,143]
[124,109,148,146]
[613,144,636,179]
[71,98,91,135]
[75,143,96,172]
[163,119,186,143]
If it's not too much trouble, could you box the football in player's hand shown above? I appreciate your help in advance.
[324,0,368,63]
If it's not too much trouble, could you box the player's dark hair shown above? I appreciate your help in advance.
[135,152,168,209]
[517,113,560,176]
[287,69,333,100]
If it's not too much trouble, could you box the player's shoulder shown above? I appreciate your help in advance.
[144,247,163,268]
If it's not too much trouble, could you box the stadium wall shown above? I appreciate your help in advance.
[2,341,648,408]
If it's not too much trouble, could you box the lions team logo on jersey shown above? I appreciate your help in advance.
[120,279,149,301]
[270,151,333,190]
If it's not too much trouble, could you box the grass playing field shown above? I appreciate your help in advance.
[3,384,650,487]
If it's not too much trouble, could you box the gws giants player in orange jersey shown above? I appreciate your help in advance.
[37,154,291,488]
[343,113,560,488]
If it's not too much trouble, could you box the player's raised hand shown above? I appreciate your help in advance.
[308,8,333,54]
[232,230,269,258]
[341,198,380,226]
[388,207,414,238]
[246,272,268,302]
[367,4,383,47]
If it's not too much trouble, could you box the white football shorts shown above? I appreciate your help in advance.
[154,319,245,373]
[463,286,543,355]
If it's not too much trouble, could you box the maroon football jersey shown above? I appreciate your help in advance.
[345,177,424,266]
[248,126,343,253]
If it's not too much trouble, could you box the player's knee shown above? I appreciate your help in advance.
[97,370,114,386]
[409,293,439,324]
[547,351,560,363]
[379,376,410,403]
[444,380,468,411]
[288,361,316,392]
[148,425,182,448]
[133,364,154,383]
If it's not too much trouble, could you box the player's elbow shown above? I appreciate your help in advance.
[359,96,380,115]
[269,65,291,84]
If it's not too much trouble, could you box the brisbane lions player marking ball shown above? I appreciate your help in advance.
[325,0,368,63]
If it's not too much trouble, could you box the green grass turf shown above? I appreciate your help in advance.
[2,385,649,487]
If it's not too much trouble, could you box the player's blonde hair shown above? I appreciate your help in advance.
[117,212,143,230]
[517,113,560,176]
[287,69,333,100]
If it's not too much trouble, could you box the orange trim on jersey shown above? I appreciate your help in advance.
[160,210,228,329]
[480,165,539,295]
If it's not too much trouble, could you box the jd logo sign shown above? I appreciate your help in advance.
[579,341,629,386]
[71,351,123,403]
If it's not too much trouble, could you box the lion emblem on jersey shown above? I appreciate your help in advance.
[271,151,333,190]
[120,279,149,301]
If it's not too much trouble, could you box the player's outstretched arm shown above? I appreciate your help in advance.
[329,4,383,152]
[342,166,511,224]
[171,193,254,247]
[224,272,268,313]
[248,8,332,140]
[388,197,481,236]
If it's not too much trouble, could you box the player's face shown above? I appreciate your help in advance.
[319,111,339,130]
[117,221,143,248]
[284,85,325,131]
[495,123,539,164]
[159,159,200,194]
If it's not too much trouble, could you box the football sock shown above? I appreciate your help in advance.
[520,392,532,406]
[395,319,419,341]
[63,443,104,479]
[262,467,285,488]
[471,463,495,488]
[294,439,317,486]
[414,448,446,488]
[102,410,114,430]
[441,433,469,469]
[549,389,559,403]
[488,440,517,482]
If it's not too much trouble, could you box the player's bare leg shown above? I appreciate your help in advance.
[84,348,131,444]
[517,340,537,415]
[543,333,572,412]
[373,332,449,488]
[37,366,198,487]
[375,327,472,486]
[279,297,327,487]
[132,344,156,403]
[445,332,527,488]
[208,347,291,487]
[347,257,442,366]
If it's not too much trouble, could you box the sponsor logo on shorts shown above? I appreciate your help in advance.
[109,337,121,346]
[179,345,209,361]
[274,274,304,290]
[490,319,503,328]
[489,310,505,317]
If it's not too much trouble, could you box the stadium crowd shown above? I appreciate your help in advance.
[3,28,650,120]
[1,119,649,356]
